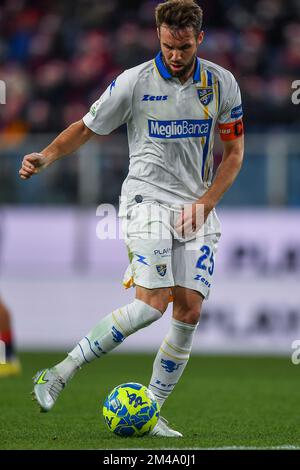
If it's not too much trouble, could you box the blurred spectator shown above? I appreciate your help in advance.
[0,0,299,134]
[0,0,299,205]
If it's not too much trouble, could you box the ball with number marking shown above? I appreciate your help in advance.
[103,382,160,437]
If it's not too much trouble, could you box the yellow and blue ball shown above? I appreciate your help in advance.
[103,382,160,437]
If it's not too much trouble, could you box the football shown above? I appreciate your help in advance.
[103,382,160,437]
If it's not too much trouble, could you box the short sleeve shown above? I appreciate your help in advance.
[83,70,132,135]
[218,72,243,125]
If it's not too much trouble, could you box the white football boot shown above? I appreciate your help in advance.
[32,368,65,412]
[150,416,183,437]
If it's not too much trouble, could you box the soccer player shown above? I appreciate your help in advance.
[0,297,21,377]
[19,0,244,437]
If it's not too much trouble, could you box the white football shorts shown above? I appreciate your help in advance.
[120,201,221,301]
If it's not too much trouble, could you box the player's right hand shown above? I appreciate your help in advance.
[19,153,48,180]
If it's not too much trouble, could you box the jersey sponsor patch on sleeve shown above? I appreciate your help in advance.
[218,119,244,141]
[230,104,243,119]
[89,97,103,116]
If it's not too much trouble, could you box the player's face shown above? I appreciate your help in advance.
[158,24,204,82]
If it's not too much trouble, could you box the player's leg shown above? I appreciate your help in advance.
[148,232,220,436]
[33,201,174,411]
[0,298,21,377]
[62,285,170,375]
[33,289,168,411]
[148,287,203,437]
[65,290,168,372]
[148,286,203,409]
[133,284,191,439]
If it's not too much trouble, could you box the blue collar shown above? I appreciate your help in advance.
[154,51,201,82]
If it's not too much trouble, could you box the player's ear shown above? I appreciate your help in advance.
[157,27,160,39]
[197,31,204,46]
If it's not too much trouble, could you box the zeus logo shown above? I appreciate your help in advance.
[142,95,168,101]
[194,275,211,288]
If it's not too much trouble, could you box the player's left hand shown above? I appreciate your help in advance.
[174,200,214,238]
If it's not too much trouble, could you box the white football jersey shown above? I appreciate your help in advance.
[83,52,243,232]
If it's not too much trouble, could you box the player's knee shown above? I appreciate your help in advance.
[136,286,170,314]
[136,287,170,314]
[174,307,201,325]
[144,296,169,314]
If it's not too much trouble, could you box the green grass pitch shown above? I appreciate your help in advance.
[1,352,300,450]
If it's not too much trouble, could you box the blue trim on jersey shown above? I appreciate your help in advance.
[155,52,172,79]
[207,70,213,86]
[217,80,221,111]
[201,119,213,179]
[155,52,201,82]
[193,57,201,82]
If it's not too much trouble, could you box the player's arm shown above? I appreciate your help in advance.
[197,132,244,216]
[198,71,245,216]
[20,69,132,180]
[175,132,244,235]
[175,72,244,234]
[195,72,245,222]
[19,120,95,180]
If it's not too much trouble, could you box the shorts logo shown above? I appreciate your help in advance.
[197,87,213,106]
[156,264,167,276]
[136,254,149,265]
[149,119,212,139]
[154,248,171,256]
[194,274,211,288]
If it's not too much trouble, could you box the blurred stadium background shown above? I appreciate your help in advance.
[0,0,300,356]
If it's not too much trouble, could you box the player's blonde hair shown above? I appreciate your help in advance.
[155,0,203,37]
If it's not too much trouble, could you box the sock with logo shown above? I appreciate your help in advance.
[53,299,162,382]
[148,318,198,409]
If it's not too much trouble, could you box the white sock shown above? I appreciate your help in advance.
[148,318,198,409]
[54,299,161,382]
[53,355,78,382]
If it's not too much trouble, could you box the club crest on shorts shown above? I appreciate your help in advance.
[156,264,167,277]
[197,87,213,106]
